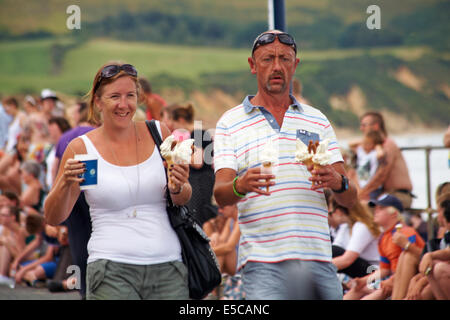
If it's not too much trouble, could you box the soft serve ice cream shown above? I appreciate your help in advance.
[160,135,193,188]
[295,138,332,186]
[260,139,278,192]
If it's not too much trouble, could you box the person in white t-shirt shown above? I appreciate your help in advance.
[330,198,381,279]
[354,130,385,190]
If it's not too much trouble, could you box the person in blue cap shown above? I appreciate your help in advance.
[344,193,425,299]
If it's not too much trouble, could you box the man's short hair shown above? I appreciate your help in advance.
[361,111,387,136]
[20,160,41,179]
[2,191,20,207]
[26,213,45,235]
[2,96,19,108]
[3,205,21,223]
[138,77,152,94]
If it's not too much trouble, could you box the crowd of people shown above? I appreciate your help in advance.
[0,29,449,300]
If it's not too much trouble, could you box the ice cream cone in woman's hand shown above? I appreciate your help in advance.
[160,135,178,188]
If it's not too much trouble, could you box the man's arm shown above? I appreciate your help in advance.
[214,167,274,207]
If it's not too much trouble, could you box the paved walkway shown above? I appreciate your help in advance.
[0,283,80,300]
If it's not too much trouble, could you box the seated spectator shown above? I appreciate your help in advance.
[20,160,45,212]
[46,225,76,293]
[2,96,27,154]
[13,213,60,287]
[344,194,425,300]
[409,212,429,243]
[160,103,177,132]
[0,205,27,285]
[210,204,240,276]
[331,199,381,279]
[204,204,243,300]
[419,229,450,300]
[46,117,71,191]
[138,77,167,121]
[23,95,39,116]
[0,132,31,195]
[404,197,450,300]
[354,130,385,197]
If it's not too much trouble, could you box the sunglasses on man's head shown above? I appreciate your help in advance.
[94,64,138,93]
[251,32,297,55]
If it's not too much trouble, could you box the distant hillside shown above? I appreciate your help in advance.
[0,38,448,132]
[1,0,449,50]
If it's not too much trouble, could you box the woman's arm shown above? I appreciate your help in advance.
[44,139,85,225]
[332,250,360,270]
[20,183,40,207]
[159,122,192,206]
[212,221,240,256]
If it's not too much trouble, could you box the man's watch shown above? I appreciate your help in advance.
[332,174,349,193]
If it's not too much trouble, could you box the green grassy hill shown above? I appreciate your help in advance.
[1,37,448,130]
[0,0,448,131]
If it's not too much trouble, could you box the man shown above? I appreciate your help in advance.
[344,194,424,300]
[213,30,357,300]
[49,102,97,299]
[0,101,13,151]
[137,77,167,121]
[404,196,450,300]
[2,96,27,154]
[418,199,450,300]
[357,112,413,209]
[40,89,64,120]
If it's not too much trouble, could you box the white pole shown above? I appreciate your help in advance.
[268,0,274,30]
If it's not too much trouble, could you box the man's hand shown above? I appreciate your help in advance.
[235,167,275,196]
[306,163,342,191]
[392,231,408,248]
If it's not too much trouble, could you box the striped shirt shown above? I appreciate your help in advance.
[214,95,343,269]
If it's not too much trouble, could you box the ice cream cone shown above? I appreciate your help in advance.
[166,157,175,188]
[312,163,324,186]
[262,162,273,192]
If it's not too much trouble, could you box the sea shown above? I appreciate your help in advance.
[340,132,449,214]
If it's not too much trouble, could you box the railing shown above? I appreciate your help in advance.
[400,145,448,238]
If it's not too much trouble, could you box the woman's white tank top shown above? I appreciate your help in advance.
[79,121,181,265]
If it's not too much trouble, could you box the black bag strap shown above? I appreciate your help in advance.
[145,120,175,207]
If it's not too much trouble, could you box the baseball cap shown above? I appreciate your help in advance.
[41,89,58,100]
[368,193,404,212]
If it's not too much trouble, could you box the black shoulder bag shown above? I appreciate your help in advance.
[145,120,221,299]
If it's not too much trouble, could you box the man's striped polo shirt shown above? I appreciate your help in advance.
[214,95,344,269]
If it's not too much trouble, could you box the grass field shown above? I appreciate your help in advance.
[0,37,438,95]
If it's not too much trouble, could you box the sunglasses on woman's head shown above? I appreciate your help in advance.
[251,32,297,55]
[94,64,138,93]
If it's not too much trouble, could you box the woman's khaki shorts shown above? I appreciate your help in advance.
[86,259,189,300]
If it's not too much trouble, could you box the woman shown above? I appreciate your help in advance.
[170,103,217,226]
[44,62,192,300]
[0,205,27,283]
[330,198,381,279]
[20,160,45,213]
[0,132,31,195]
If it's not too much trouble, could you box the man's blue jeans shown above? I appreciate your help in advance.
[242,260,343,300]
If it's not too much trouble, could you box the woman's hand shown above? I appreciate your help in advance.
[419,252,433,276]
[62,159,86,186]
[168,163,189,194]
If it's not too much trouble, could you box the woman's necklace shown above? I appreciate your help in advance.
[106,121,140,218]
